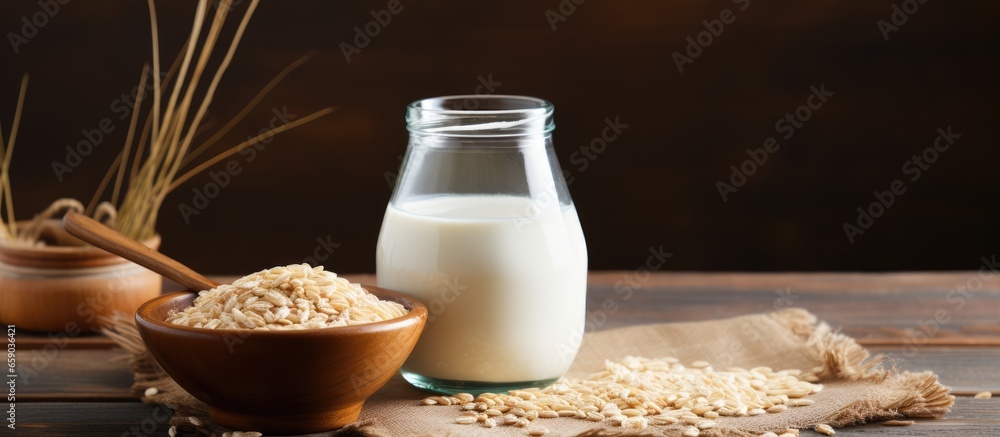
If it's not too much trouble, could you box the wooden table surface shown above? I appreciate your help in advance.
[11,272,1000,436]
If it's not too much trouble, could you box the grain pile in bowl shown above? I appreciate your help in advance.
[165,264,407,330]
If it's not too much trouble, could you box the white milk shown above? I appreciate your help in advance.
[376,195,587,383]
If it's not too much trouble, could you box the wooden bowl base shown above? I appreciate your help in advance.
[208,402,364,434]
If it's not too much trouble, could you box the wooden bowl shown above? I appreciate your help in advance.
[135,285,427,434]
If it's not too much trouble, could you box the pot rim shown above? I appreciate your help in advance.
[0,231,161,268]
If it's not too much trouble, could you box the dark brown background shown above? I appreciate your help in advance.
[2,1,998,274]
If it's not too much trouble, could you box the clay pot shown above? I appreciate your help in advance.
[0,220,161,332]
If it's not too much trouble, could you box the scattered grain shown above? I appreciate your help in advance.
[422,355,821,430]
[527,426,549,436]
[455,416,477,425]
[766,404,788,413]
[144,387,158,397]
[682,425,700,436]
[188,416,202,426]
[974,391,992,399]
[883,420,915,426]
[815,424,835,435]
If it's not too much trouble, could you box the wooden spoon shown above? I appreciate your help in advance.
[64,211,219,292]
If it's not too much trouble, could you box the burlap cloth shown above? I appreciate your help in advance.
[104,308,953,436]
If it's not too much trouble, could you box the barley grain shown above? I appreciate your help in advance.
[188,416,202,426]
[974,391,992,399]
[766,404,788,413]
[527,426,549,436]
[144,387,158,397]
[167,264,406,330]
[455,416,477,424]
[682,425,700,436]
[883,420,915,426]
[423,355,820,430]
[815,424,835,435]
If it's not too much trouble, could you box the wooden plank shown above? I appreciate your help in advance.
[14,345,997,402]
[11,402,174,437]
[583,271,1000,345]
[802,398,1000,436]
[14,349,135,402]
[870,346,1000,396]
[10,398,997,436]
[15,271,1000,349]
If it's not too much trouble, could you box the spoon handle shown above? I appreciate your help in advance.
[64,212,218,292]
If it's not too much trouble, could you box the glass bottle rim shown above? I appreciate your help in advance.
[407,95,555,137]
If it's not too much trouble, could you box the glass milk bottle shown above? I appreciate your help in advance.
[376,95,588,394]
